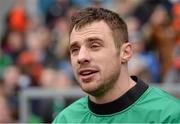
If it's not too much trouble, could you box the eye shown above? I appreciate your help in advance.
[70,47,80,55]
[90,42,101,50]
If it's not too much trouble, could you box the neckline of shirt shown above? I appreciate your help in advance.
[88,76,149,115]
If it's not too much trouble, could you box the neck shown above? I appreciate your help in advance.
[89,65,136,104]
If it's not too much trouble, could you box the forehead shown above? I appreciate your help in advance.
[70,21,113,43]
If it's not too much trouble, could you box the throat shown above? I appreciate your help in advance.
[89,86,124,104]
[89,77,136,104]
[88,76,149,115]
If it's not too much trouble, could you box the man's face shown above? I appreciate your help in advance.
[70,21,121,96]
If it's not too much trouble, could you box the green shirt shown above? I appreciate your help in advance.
[53,76,180,123]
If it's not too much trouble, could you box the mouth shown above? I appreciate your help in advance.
[78,68,99,82]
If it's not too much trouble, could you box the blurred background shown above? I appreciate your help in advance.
[0,0,180,123]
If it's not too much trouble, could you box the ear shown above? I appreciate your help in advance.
[120,42,133,63]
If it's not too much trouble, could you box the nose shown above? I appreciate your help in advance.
[77,47,90,65]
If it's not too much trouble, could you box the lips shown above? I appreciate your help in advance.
[78,68,98,82]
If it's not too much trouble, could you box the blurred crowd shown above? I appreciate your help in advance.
[0,0,179,123]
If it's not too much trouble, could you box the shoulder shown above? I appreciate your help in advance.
[52,96,88,123]
[144,86,180,106]
[150,86,179,102]
[141,86,180,122]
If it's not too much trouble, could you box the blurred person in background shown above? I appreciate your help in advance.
[71,0,113,9]
[127,16,160,83]
[44,0,72,29]
[56,33,76,85]
[126,16,151,82]
[113,0,141,19]
[29,67,72,123]
[29,67,58,123]
[39,67,72,88]
[1,31,25,62]
[53,16,69,41]
[143,4,175,80]
[2,65,22,121]
[39,67,57,88]
[16,28,54,86]
[1,0,27,61]
[34,25,58,67]
[3,65,21,94]
[164,43,180,83]
[53,7,180,123]
[0,84,13,123]
[6,0,27,32]
[54,70,72,88]
[0,0,27,64]
[0,50,13,78]
[164,2,180,84]
[172,3,180,43]
[132,0,161,25]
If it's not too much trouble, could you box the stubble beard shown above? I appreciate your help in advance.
[78,68,121,98]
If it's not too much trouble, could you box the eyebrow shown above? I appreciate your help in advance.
[85,37,103,43]
[69,41,79,50]
[69,37,103,49]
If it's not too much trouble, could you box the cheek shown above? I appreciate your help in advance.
[101,54,120,73]
[105,60,120,72]
[70,58,78,75]
[71,62,76,72]
[70,56,76,67]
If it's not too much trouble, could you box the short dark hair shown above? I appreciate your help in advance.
[69,7,128,49]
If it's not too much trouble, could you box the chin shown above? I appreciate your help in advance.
[84,88,105,97]
[79,81,99,94]
[80,83,106,97]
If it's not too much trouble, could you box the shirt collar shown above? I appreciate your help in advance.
[88,76,149,115]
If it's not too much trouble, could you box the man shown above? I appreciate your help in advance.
[53,7,180,123]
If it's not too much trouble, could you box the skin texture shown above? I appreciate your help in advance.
[70,21,136,104]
